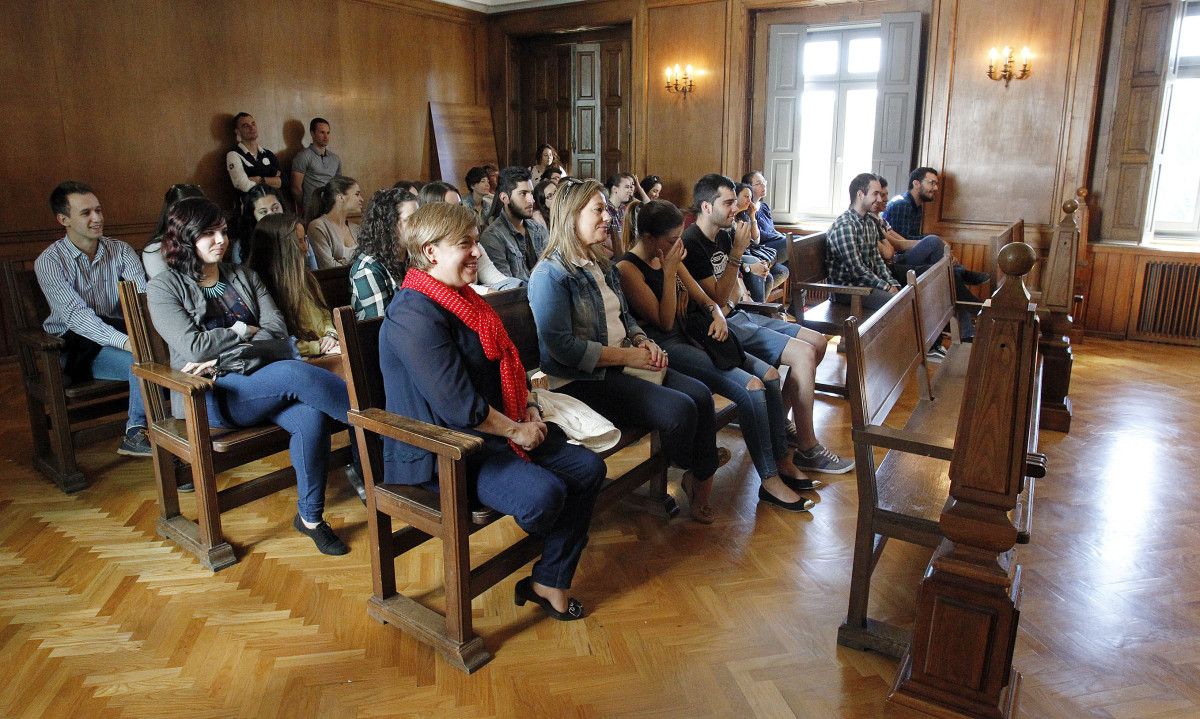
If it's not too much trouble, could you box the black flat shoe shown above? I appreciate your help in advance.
[514,577,584,621]
[758,485,814,512]
[779,474,824,492]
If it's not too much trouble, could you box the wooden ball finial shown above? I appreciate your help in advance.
[1063,198,1079,214]
[998,241,1036,277]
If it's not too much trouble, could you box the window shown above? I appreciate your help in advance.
[792,28,880,219]
[761,13,921,225]
[1149,1,1200,242]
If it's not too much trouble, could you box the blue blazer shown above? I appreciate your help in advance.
[379,288,508,485]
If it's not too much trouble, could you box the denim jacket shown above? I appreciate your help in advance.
[527,251,644,382]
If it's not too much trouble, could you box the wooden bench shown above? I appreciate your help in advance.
[313,264,351,313]
[786,231,879,396]
[891,242,1047,719]
[335,286,739,673]
[3,261,129,493]
[836,249,1041,659]
[118,282,350,571]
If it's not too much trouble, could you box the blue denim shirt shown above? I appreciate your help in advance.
[527,251,644,382]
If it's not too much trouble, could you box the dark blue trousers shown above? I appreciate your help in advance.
[205,360,350,523]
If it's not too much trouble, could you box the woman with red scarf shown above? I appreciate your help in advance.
[379,202,605,621]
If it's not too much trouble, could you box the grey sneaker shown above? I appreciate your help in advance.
[926,345,947,363]
[117,426,152,457]
[794,443,855,474]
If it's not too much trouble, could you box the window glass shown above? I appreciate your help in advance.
[1153,78,1200,226]
[804,40,839,77]
[839,88,879,196]
[848,37,882,74]
[795,90,837,213]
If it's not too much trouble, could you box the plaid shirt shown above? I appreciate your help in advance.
[881,192,923,241]
[34,236,147,347]
[826,208,897,291]
[350,253,398,320]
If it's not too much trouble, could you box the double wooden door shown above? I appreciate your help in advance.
[512,28,631,181]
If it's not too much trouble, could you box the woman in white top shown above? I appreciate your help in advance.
[305,176,362,268]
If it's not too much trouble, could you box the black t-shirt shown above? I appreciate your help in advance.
[682,222,735,283]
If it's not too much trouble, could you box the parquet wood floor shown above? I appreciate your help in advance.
[1,338,1197,718]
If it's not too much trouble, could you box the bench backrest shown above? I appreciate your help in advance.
[116,282,176,424]
[844,284,927,429]
[908,254,956,352]
[335,307,385,414]
[313,265,352,314]
[788,231,830,316]
[483,287,541,372]
[989,219,1024,294]
[2,262,49,333]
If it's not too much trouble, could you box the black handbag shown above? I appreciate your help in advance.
[681,307,744,371]
[215,339,294,376]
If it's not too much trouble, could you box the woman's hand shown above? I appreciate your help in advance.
[181,359,218,377]
[707,310,729,341]
[624,342,667,370]
[319,336,340,354]
[748,261,770,278]
[510,419,547,451]
[642,339,669,369]
[243,325,260,339]
[660,238,687,275]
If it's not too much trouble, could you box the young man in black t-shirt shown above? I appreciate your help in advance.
[685,173,853,485]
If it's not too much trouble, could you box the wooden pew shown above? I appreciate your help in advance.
[118,282,350,571]
[335,287,739,673]
[313,264,352,315]
[786,231,877,396]
[890,243,1045,719]
[837,250,1038,659]
[3,261,129,493]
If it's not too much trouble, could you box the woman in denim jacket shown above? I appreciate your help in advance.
[527,179,724,523]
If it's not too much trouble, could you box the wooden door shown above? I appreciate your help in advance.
[572,43,602,180]
[599,37,631,181]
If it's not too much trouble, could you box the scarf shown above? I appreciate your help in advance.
[401,269,531,460]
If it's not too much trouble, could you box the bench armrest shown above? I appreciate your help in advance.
[348,407,484,461]
[132,362,214,395]
[799,281,873,297]
[17,328,65,353]
[736,300,786,317]
[855,425,955,461]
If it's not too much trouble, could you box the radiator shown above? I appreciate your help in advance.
[1133,260,1200,345]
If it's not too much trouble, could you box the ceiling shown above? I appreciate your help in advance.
[427,0,587,14]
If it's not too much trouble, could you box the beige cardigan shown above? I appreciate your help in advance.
[307,215,360,268]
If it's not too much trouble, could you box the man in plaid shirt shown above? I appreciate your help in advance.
[826,173,899,311]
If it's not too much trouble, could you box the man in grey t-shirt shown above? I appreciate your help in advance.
[291,117,343,215]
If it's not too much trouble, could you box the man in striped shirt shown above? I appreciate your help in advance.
[34,181,151,457]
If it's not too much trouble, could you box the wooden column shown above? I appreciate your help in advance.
[1038,195,1084,432]
[890,243,1042,719]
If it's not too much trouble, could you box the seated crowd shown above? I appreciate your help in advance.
[34,112,978,620]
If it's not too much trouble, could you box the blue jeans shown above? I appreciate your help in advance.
[559,367,719,479]
[205,360,350,523]
[91,346,146,431]
[743,260,791,303]
[893,235,945,268]
[471,426,605,589]
[664,339,788,481]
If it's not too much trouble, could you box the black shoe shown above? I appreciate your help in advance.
[758,485,814,512]
[117,426,152,457]
[177,479,195,493]
[346,466,367,505]
[293,514,349,555]
[780,474,824,492]
[514,577,584,621]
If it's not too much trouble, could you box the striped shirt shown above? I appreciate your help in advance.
[34,236,148,348]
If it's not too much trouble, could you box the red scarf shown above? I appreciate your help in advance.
[401,269,531,460]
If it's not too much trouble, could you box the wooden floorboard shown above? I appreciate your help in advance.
[0,338,1197,717]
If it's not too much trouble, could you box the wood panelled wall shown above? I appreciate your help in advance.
[0,0,486,261]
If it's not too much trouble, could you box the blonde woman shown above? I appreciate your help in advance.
[379,202,605,620]
[527,179,725,523]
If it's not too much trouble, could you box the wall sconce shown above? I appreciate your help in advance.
[665,64,695,96]
[987,46,1032,87]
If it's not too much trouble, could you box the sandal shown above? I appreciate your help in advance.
[681,471,716,524]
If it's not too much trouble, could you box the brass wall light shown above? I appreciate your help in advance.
[987,46,1032,87]
[665,64,695,95]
